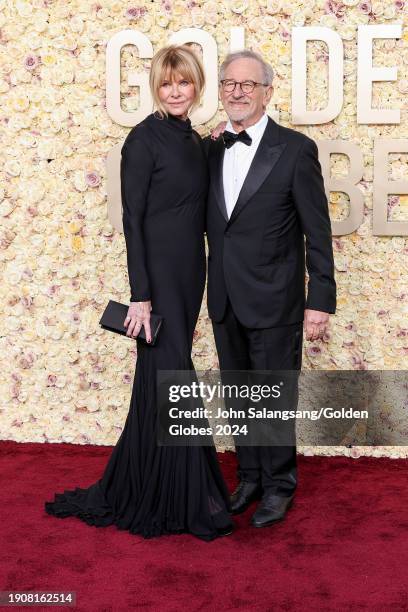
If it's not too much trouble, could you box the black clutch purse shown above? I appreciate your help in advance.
[99,299,163,346]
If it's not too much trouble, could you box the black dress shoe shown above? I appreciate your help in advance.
[250,492,294,528]
[230,481,262,515]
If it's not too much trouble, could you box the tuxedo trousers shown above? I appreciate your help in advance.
[212,298,303,496]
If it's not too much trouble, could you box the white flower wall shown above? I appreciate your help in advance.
[0,0,407,456]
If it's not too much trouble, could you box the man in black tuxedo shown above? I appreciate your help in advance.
[204,50,336,528]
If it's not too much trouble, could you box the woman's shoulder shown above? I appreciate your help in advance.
[122,113,158,149]
[191,127,203,141]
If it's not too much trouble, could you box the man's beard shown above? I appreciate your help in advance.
[226,100,251,123]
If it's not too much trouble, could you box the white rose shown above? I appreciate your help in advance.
[16,1,33,17]
[69,15,84,33]
[266,0,281,13]
[4,159,21,176]
[371,1,384,16]
[319,14,338,27]
[78,47,97,68]
[338,25,356,41]
[347,10,369,24]
[11,94,30,112]
[383,5,396,18]
[261,16,279,31]
[230,0,249,13]
[73,170,88,192]
[32,16,48,33]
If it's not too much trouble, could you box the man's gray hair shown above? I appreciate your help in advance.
[219,50,274,85]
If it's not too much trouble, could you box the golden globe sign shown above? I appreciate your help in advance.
[106,24,408,237]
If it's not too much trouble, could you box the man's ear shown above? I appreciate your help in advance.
[264,85,273,106]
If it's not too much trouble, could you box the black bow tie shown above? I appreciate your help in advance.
[222,130,252,149]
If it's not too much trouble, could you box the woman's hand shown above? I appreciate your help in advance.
[124,301,152,343]
[210,121,227,140]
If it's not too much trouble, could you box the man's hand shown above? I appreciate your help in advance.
[124,301,152,343]
[304,309,329,341]
[210,121,227,140]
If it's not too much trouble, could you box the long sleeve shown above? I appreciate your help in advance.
[120,126,155,302]
[292,136,336,314]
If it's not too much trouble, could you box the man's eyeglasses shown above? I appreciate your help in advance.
[220,79,269,94]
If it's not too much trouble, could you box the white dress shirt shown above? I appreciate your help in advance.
[222,112,268,219]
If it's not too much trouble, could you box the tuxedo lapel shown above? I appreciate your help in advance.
[228,117,286,225]
[210,138,228,222]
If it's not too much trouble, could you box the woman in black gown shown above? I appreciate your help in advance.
[45,45,233,541]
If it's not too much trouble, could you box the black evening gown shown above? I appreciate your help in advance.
[44,111,233,540]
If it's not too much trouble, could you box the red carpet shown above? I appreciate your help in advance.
[1,440,407,611]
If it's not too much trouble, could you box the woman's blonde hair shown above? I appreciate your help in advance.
[149,44,205,118]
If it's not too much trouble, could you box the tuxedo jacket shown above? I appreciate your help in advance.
[203,116,336,329]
